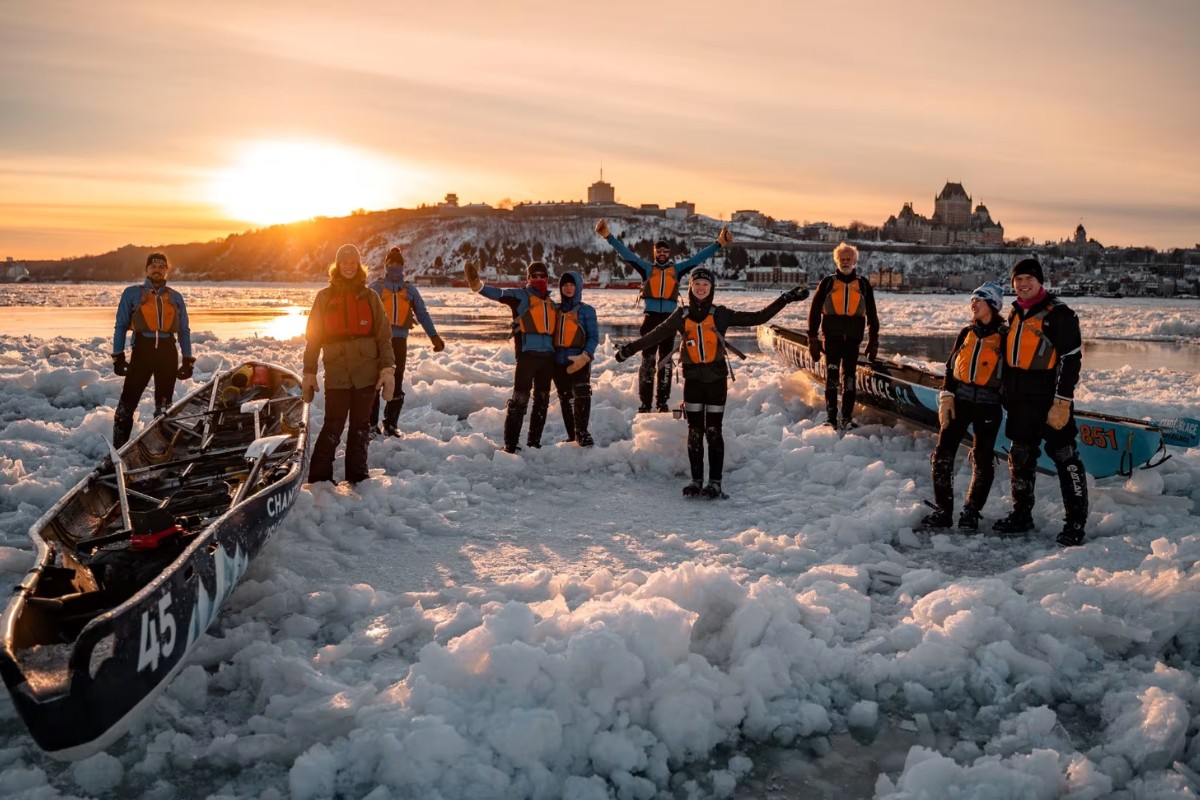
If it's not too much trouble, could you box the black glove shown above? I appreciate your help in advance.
[177,356,196,380]
[807,339,822,362]
[614,344,633,364]
[112,352,128,376]
[431,335,446,353]
[780,286,809,304]
[865,340,879,362]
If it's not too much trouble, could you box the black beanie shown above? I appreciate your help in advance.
[654,239,670,250]
[527,261,549,278]
[385,246,404,266]
[690,267,716,287]
[1010,257,1044,284]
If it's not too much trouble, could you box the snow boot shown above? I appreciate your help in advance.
[682,480,703,497]
[503,393,528,454]
[957,506,982,532]
[700,481,724,499]
[655,356,674,412]
[920,506,953,529]
[1055,521,1086,548]
[572,390,594,447]
[930,454,955,517]
[637,356,655,413]
[992,510,1034,535]
[526,389,550,449]
[558,389,576,443]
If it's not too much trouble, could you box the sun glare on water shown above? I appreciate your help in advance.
[209,141,422,226]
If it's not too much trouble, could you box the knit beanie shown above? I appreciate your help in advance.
[1010,257,1044,284]
[385,247,404,267]
[690,267,716,287]
[971,281,1004,311]
[527,261,549,278]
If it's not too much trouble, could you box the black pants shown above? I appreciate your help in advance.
[310,385,376,484]
[683,378,728,482]
[505,352,555,449]
[638,311,675,409]
[553,362,593,441]
[822,337,861,424]
[930,399,1002,513]
[1003,392,1088,525]
[113,337,178,447]
[371,337,409,429]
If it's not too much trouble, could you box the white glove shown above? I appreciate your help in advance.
[566,353,591,374]
[302,373,319,403]
[938,392,954,429]
[376,367,396,402]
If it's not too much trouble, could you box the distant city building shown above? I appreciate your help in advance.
[746,264,806,288]
[881,182,1004,245]
[587,172,615,204]
[731,209,769,227]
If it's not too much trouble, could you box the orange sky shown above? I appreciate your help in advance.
[2,0,1198,259]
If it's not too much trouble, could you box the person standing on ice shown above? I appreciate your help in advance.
[614,268,808,498]
[553,271,599,447]
[464,259,558,453]
[993,256,1089,547]
[806,242,880,430]
[302,244,396,484]
[367,246,445,438]
[111,252,195,447]
[921,281,1007,531]
[595,218,733,413]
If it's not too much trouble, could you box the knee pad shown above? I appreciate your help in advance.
[704,425,723,443]
[508,393,529,413]
[573,383,592,400]
[826,363,840,382]
[1049,443,1079,464]
[1009,443,1038,469]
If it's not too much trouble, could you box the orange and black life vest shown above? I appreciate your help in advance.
[379,284,415,329]
[555,307,585,349]
[641,265,678,301]
[518,294,557,336]
[680,315,722,365]
[129,288,179,335]
[823,277,865,317]
[323,291,375,338]
[1006,302,1058,371]
[951,328,1003,388]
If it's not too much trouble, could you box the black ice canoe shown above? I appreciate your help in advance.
[0,362,310,759]
[758,324,1198,478]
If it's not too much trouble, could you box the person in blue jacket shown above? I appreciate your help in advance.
[553,271,600,447]
[595,219,733,413]
[111,252,195,447]
[465,259,558,453]
[368,246,445,437]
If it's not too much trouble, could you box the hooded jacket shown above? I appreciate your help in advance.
[553,271,600,365]
[303,269,395,389]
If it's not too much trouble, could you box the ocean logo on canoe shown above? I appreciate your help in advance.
[186,543,250,650]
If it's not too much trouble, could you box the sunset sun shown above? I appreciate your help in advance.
[209,141,423,226]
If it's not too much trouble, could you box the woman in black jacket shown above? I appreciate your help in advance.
[616,268,807,498]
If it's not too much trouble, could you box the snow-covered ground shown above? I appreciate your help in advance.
[0,287,1199,799]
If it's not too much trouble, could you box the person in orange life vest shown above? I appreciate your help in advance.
[921,281,1007,532]
[111,252,195,447]
[992,256,1089,547]
[553,271,600,447]
[367,246,445,438]
[595,218,733,413]
[302,244,396,484]
[806,242,880,430]
[614,268,808,498]
[465,259,558,453]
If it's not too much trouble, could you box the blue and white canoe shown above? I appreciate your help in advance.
[758,324,1199,478]
[0,362,310,759]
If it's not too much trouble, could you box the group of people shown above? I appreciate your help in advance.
[109,236,1088,546]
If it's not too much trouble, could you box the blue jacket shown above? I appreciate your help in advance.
[554,271,599,365]
[478,283,556,354]
[604,234,722,314]
[367,278,439,340]
[113,279,192,357]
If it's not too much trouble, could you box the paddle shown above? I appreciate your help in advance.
[1154,417,1200,449]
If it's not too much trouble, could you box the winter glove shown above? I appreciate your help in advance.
[431,335,446,353]
[864,339,879,362]
[807,338,822,362]
[376,366,396,403]
[614,344,633,364]
[938,392,955,430]
[111,352,129,376]
[566,353,591,374]
[464,262,482,291]
[780,286,809,304]
[594,218,610,238]
[176,356,196,380]
[717,226,733,247]
[301,373,319,404]
[1047,396,1072,430]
